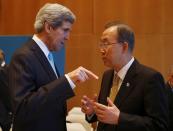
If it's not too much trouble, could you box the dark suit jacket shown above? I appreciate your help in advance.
[0,65,13,131]
[9,39,75,131]
[88,60,169,131]
[165,82,173,131]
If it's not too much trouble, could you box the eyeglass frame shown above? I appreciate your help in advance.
[99,41,122,49]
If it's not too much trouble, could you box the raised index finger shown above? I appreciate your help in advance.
[80,67,99,80]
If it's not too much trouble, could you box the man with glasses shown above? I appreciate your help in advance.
[81,22,168,131]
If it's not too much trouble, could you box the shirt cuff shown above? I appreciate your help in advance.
[86,113,95,121]
[86,113,95,120]
[65,74,76,89]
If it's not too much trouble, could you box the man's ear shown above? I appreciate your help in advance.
[44,22,52,33]
[122,41,129,53]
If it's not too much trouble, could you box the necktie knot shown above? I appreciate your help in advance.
[113,74,120,86]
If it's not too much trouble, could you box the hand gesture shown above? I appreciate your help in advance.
[67,66,98,84]
[93,97,120,125]
[81,94,97,116]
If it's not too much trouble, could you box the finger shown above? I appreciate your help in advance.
[94,102,107,111]
[81,106,91,114]
[82,95,87,99]
[107,97,114,107]
[80,67,99,80]
[93,94,98,102]
[94,107,105,116]
[78,70,86,82]
[81,107,86,113]
[80,69,89,80]
[81,105,88,112]
[82,95,89,100]
[81,99,87,106]
[97,115,104,120]
[82,95,92,104]
[81,101,89,112]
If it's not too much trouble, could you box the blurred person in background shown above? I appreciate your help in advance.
[0,48,13,131]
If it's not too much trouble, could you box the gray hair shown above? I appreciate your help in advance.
[34,3,76,33]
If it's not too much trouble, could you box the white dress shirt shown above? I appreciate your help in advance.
[115,57,135,90]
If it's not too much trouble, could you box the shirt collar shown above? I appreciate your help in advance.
[115,57,134,81]
[32,35,50,58]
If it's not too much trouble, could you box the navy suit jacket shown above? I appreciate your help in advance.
[9,39,75,131]
[88,60,169,131]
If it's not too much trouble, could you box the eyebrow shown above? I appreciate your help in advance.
[63,28,71,32]
[100,37,108,41]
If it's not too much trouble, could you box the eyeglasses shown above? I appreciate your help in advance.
[99,41,120,49]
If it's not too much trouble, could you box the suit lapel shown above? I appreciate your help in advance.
[29,40,57,80]
[115,60,138,108]
[55,65,60,77]
[100,69,114,105]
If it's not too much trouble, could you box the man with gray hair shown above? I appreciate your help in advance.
[9,3,98,131]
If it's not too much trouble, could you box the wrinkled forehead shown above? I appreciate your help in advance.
[61,21,72,29]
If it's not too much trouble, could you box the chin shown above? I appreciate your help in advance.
[55,46,61,51]
[103,62,110,67]
[103,62,114,68]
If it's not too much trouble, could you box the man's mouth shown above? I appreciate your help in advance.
[102,57,106,61]
[60,42,64,45]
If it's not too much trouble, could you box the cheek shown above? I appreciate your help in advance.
[170,78,173,82]
[108,49,117,59]
[53,30,63,40]
[110,50,121,63]
[57,30,64,38]
[53,35,61,44]
[104,50,115,66]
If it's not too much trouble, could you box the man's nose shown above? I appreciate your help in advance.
[64,32,70,40]
[100,48,106,55]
